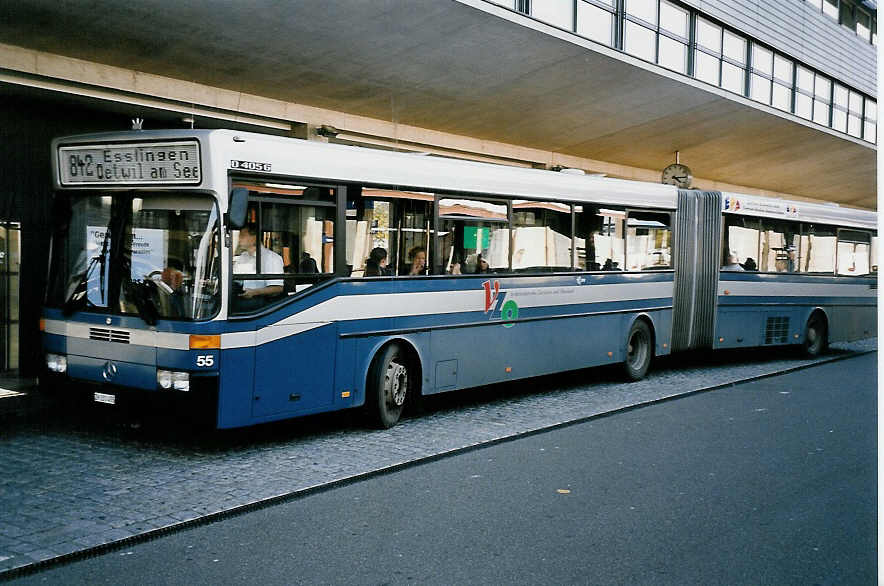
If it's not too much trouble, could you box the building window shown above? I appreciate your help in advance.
[625,0,657,25]
[840,1,857,30]
[749,45,773,104]
[531,0,573,30]
[577,0,615,46]
[822,0,839,20]
[772,54,794,111]
[856,8,872,41]
[832,84,849,132]
[812,75,832,126]
[488,0,875,142]
[803,0,876,45]
[658,1,689,73]
[624,0,658,62]
[848,90,864,137]
[795,66,814,120]
[864,98,876,143]
[625,20,657,61]
[694,18,722,86]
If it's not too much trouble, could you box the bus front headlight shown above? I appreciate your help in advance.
[157,369,173,389]
[157,369,190,392]
[46,353,67,373]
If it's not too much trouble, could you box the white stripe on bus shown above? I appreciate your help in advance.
[719,281,875,298]
[45,281,677,350]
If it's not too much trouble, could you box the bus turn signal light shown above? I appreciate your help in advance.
[190,334,221,349]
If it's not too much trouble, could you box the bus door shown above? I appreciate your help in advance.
[252,322,337,418]
[671,190,721,351]
[233,185,340,418]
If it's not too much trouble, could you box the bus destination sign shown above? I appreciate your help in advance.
[58,141,201,186]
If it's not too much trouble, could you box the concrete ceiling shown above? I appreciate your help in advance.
[0,0,876,208]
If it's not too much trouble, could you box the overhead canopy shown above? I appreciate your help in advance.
[0,0,876,209]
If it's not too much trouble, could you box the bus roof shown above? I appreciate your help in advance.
[53,129,876,229]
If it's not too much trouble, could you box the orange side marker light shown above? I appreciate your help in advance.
[190,334,221,349]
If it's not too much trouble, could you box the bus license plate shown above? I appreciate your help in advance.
[94,392,116,405]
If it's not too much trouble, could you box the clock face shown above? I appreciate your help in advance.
[661,163,693,188]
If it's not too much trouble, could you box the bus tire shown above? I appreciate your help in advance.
[624,320,652,381]
[366,343,411,429]
[803,312,828,357]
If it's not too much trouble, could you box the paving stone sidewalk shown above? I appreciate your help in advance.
[0,340,876,576]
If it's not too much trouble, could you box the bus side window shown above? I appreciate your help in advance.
[347,189,434,277]
[575,205,625,271]
[439,197,509,275]
[230,186,336,314]
[722,215,761,271]
[800,223,837,274]
[758,219,799,273]
[512,200,572,272]
[836,229,873,276]
[625,211,672,271]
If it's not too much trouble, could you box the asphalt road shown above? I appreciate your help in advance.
[12,353,876,585]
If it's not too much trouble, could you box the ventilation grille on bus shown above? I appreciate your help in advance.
[764,317,790,345]
[89,328,130,344]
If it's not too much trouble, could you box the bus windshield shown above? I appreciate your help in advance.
[46,192,221,321]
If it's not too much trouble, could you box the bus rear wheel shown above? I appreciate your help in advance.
[624,320,652,381]
[367,343,411,429]
[803,313,828,357]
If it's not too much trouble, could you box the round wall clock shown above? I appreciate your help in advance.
[661,163,693,188]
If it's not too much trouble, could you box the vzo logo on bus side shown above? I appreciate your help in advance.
[482,280,518,328]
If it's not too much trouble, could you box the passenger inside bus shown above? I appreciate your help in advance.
[407,246,427,275]
[298,252,318,274]
[364,247,390,277]
[722,252,744,270]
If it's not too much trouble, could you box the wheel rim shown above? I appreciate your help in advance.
[384,360,408,408]
[807,319,823,352]
[627,330,648,371]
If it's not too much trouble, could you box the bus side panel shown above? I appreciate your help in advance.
[427,314,623,393]
[647,310,673,357]
[715,273,877,349]
[251,324,337,418]
[217,346,255,429]
[827,305,877,342]
[334,337,358,408]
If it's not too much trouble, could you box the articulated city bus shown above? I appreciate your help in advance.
[41,129,877,428]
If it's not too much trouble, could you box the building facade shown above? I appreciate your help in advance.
[0,0,876,375]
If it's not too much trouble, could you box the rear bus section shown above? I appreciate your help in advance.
[715,194,876,353]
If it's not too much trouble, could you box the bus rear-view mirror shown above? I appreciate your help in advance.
[228,188,249,229]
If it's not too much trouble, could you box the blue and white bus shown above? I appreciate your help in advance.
[41,129,877,428]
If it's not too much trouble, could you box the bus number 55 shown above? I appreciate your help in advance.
[196,355,215,367]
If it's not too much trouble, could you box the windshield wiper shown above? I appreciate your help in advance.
[62,239,109,316]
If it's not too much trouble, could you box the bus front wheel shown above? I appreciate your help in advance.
[367,343,411,429]
[624,320,652,381]
[803,313,828,357]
